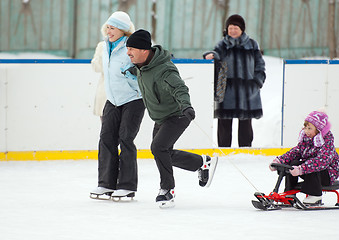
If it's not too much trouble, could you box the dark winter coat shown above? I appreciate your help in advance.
[136,45,192,124]
[277,131,339,185]
[204,33,266,119]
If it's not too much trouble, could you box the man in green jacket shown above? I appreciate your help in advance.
[126,29,218,208]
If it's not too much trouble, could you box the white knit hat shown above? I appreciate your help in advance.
[106,11,131,31]
[101,11,135,37]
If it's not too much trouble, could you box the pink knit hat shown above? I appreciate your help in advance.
[305,111,331,137]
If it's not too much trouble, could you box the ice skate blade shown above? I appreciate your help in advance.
[158,199,175,209]
[205,156,218,188]
[112,192,135,202]
[112,197,135,202]
[89,193,112,200]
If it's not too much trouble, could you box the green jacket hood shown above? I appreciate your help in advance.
[141,45,171,71]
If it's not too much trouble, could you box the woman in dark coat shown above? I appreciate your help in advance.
[204,14,266,147]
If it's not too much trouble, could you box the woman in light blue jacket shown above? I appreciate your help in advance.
[90,11,145,199]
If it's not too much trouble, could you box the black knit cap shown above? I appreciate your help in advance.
[225,14,245,33]
[126,29,152,50]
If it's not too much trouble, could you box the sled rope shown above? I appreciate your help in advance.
[192,120,261,192]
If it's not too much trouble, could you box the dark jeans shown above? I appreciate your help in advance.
[98,99,145,191]
[151,116,203,189]
[217,118,253,147]
[284,159,331,196]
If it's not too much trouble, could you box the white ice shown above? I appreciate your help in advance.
[1,156,339,240]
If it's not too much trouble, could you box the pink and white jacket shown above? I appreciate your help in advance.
[277,131,339,184]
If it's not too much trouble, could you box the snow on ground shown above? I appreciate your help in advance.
[1,156,338,240]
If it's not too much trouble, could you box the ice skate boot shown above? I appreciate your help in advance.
[111,189,135,201]
[90,187,114,200]
[303,195,322,205]
[156,189,175,209]
[198,155,218,187]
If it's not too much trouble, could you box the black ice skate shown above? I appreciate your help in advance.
[198,155,218,187]
[156,189,175,209]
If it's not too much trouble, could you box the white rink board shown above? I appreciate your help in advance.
[327,62,339,142]
[136,63,214,150]
[0,66,6,150]
[282,60,339,147]
[0,60,213,152]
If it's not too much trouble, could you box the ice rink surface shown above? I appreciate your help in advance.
[1,155,338,240]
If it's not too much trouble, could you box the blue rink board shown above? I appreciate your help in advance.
[0,59,213,64]
[284,59,339,64]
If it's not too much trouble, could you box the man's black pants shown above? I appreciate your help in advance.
[151,116,203,190]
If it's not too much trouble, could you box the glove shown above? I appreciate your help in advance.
[121,66,137,80]
[183,107,195,121]
[289,165,302,176]
[269,158,281,171]
[126,65,137,76]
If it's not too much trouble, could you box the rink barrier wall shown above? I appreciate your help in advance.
[282,60,339,146]
[0,59,215,154]
[0,148,297,161]
[3,59,339,160]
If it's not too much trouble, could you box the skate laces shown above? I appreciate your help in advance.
[159,189,170,195]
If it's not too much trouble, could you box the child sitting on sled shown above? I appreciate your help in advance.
[269,111,339,205]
